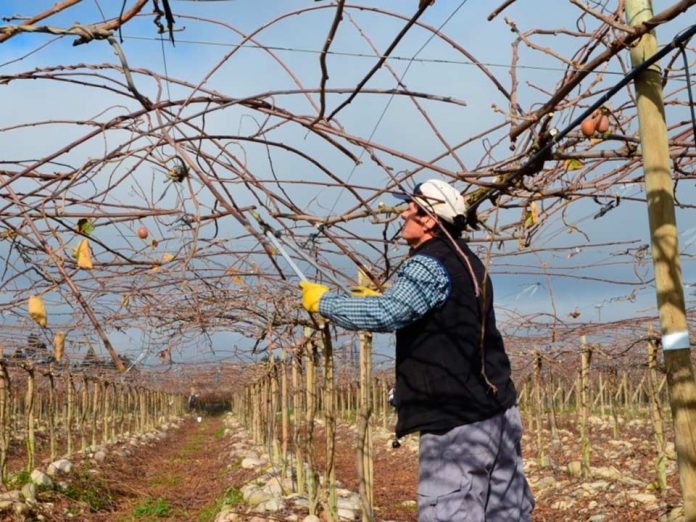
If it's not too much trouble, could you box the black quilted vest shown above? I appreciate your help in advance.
[394,237,517,437]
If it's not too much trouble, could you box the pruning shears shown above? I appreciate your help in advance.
[250,210,351,295]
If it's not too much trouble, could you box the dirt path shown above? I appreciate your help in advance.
[59,415,255,522]
[313,424,419,521]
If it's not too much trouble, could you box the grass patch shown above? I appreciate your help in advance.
[9,469,31,487]
[195,486,243,522]
[147,472,181,488]
[196,503,219,522]
[220,486,243,507]
[132,497,171,518]
[213,426,225,439]
[62,470,114,512]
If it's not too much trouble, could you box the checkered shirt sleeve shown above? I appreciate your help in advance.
[318,254,450,332]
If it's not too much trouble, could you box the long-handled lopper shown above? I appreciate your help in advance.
[250,210,351,294]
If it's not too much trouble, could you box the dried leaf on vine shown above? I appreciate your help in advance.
[75,239,93,269]
[77,218,94,236]
[563,158,583,171]
[28,295,47,327]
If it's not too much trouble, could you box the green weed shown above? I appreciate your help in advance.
[9,469,31,487]
[195,487,243,522]
[132,497,171,518]
[147,472,181,488]
[220,486,243,507]
[62,471,113,512]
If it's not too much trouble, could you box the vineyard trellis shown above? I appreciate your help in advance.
[1,0,696,520]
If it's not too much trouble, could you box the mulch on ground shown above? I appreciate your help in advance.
[25,410,681,522]
[54,415,256,522]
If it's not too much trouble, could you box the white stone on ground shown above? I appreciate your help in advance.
[47,458,73,476]
[253,497,284,513]
[20,483,36,504]
[94,450,107,463]
[241,457,264,469]
[30,470,52,488]
[214,508,240,522]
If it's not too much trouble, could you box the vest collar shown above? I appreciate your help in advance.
[409,236,442,256]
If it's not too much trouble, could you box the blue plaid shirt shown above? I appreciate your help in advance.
[318,255,450,332]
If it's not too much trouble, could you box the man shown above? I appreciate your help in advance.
[300,179,534,521]
[188,387,199,413]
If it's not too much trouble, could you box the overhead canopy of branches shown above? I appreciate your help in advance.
[0,0,695,390]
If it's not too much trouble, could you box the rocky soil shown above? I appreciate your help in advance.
[0,409,682,521]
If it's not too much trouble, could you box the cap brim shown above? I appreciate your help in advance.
[393,193,411,202]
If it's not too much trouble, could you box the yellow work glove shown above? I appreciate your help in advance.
[350,286,382,297]
[300,280,329,313]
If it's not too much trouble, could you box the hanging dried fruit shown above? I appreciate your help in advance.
[28,295,47,327]
[75,239,93,269]
[581,117,596,137]
[597,113,610,133]
[54,332,66,362]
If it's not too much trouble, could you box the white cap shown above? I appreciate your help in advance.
[395,179,466,224]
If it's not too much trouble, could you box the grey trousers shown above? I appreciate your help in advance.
[417,405,534,521]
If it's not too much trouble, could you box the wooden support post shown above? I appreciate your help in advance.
[66,372,74,457]
[24,364,36,471]
[102,381,110,445]
[91,379,100,448]
[624,0,696,517]
[607,369,620,440]
[648,329,668,492]
[280,346,289,475]
[292,349,305,494]
[0,362,9,483]
[598,372,606,416]
[579,337,592,478]
[80,377,88,452]
[269,360,281,466]
[47,370,56,461]
[533,351,546,467]
[304,328,319,516]
[322,327,338,521]
[357,271,375,522]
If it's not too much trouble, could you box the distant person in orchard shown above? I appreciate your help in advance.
[188,388,199,413]
[300,179,534,521]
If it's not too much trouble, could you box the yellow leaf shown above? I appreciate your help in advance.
[54,332,66,362]
[28,295,47,327]
[233,276,243,285]
[530,201,539,224]
[524,212,534,229]
[162,253,174,263]
[76,239,93,269]
[121,294,130,309]
[563,158,583,171]
[0,229,17,240]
